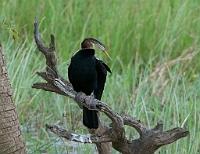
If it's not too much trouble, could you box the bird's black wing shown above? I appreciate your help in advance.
[95,59,111,100]
[68,58,80,92]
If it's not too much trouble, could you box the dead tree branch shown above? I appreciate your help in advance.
[33,17,189,154]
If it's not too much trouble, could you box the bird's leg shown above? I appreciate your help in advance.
[75,92,85,103]
[74,92,85,109]
[84,92,97,110]
[89,93,96,109]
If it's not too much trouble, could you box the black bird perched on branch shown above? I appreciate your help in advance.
[68,38,111,129]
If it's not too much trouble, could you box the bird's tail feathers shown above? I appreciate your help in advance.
[83,106,98,129]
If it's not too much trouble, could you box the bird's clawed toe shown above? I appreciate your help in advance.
[84,93,97,110]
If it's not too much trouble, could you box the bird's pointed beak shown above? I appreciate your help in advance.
[103,50,112,60]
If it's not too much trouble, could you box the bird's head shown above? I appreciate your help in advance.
[81,38,112,60]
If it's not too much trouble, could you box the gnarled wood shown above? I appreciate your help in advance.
[33,17,189,154]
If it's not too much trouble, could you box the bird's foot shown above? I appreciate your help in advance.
[85,93,97,110]
[75,92,85,109]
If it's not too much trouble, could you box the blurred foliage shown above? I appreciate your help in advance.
[0,16,20,42]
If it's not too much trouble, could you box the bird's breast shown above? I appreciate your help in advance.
[68,55,97,95]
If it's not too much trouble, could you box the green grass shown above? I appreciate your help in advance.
[1,0,200,153]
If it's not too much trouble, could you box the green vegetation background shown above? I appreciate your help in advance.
[1,0,200,153]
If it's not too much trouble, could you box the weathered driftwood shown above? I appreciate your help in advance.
[32,18,189,154]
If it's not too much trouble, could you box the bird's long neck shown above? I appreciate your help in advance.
[78,49,95,58]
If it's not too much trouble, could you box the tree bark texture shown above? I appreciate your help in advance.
[0,45,26,154]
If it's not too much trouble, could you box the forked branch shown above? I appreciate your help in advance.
[33,17,189,154]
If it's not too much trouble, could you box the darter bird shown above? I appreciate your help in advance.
[68,38,111,129]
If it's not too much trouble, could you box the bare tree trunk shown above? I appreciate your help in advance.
[0,45,26,154]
